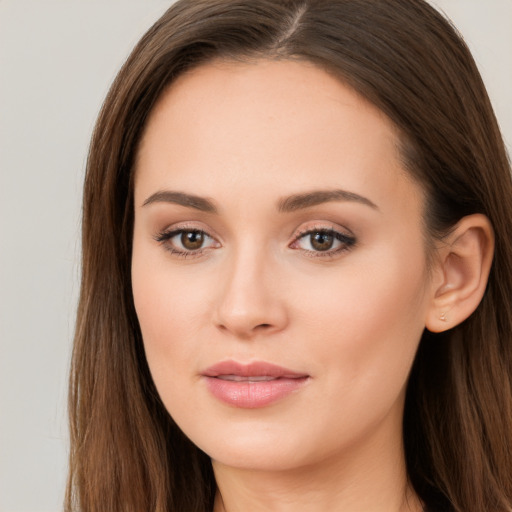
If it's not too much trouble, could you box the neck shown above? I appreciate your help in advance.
[212,413,422,512]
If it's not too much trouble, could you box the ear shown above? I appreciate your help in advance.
[425,214,494,333]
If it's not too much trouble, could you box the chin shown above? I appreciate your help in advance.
[207,437,317,472]
[176,412,317,471]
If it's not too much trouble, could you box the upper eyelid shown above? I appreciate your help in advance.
[154,221,355,243]
[292,222,355,239]
[156,222,219,239]
[156,227,217,243]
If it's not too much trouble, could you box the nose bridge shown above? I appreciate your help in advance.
[214,239,287,337]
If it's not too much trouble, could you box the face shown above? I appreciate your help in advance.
[132,59,435,472]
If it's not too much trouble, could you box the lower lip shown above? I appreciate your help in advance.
[203,376,309,408]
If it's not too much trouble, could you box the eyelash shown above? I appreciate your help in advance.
[291,226,356,258]
[154,225,356,259]
[153,227,218,259]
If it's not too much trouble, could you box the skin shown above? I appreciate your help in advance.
[131,59,436,511]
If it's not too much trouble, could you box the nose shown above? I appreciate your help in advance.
[213,247,288,339]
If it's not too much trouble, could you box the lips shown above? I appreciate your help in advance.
[202,361,309,408]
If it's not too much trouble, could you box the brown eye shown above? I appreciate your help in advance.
[181,230,204,250]
[291,228,356,255]
[155,228,219,256]
[310,232,334,251]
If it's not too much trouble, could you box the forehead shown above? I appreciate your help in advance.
[134,59,420,215]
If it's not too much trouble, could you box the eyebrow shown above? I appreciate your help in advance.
[277,189,379,212]
[141,188,378,213]
[142,191,218,213]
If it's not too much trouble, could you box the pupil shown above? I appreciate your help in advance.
[181,231,204,250]
[311,232,333,251]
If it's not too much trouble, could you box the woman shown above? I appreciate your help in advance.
[67,0,512,511]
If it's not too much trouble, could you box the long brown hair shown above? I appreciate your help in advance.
[67,1,512,510]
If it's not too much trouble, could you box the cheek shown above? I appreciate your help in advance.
[132,272,209,425]
[131,242,208,387]
[133,279,203,344]
[290,242,429,391]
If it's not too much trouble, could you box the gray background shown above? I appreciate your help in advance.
[0,1,510,511]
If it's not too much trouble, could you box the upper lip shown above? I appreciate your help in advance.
[202,360,309,379]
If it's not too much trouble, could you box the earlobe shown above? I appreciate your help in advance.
[425,214,494,333]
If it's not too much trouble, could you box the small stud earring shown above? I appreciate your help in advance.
[440,312,447,322]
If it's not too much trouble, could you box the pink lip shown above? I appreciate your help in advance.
[201,361,309,408]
